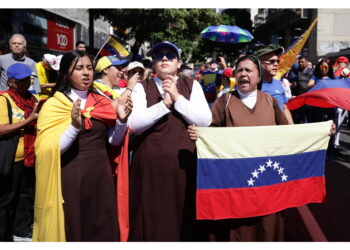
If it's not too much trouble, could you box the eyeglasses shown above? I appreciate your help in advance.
[320,65,329,70]
[153,52,177,61]
[263,59,280,65]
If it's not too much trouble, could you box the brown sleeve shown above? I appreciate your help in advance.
[272,97,288,125]
[211,94,227,127]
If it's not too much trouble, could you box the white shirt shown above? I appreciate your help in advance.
[237,89,258,109]
[60,88,127,154]
[127,77,212,135]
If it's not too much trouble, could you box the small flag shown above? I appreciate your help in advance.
[95,35,132,62]
[195,121,331,220]
[275,17,318,80]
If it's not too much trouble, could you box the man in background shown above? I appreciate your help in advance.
[75,41,87,52]
[256,45,294,124]
[0,34,40,94]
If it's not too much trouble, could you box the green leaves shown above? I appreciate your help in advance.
[91,9,251,63]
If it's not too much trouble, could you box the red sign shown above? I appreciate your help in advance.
[46,19,74,51]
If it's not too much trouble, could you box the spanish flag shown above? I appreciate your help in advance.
[96,35,132,60]
[275,17,318,80]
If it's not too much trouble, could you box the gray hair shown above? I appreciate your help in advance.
[9,34,27,47]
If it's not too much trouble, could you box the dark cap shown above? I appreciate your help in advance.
[147,41,181,58]
[255,44,284,59]
[7,63,36,80]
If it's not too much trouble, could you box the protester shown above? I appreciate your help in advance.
[94,55,134,96]
[295,56,314,95]
[289,56,314,123]
[307,57,335,89]
[36,54,60,99]
[127,41,211,241]
[75,41,87,52]
[0,34,40,94]
[188,55,289,241]
[33,50,133,241]
[256,45,294,124]
[200,58,220,105]
[127,61,145,83]
[217,67,234,98]
[304,58,336,123]
[0,63,38,242]
[195,63,206,81]
[333,56,349,78]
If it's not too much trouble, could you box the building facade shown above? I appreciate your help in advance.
[253,8,350,62]
[0,9,110,61]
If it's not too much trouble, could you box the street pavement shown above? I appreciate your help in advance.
[285,123,350,241]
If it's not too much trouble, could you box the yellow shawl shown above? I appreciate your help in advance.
[93,80,120,100]
[33,85,128,242]
[33,91,72,242]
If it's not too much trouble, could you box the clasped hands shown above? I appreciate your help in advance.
[162,75,180,109]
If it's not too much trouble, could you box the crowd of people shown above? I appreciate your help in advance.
[0,32,341,242]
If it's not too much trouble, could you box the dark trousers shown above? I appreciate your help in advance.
[0,161,35,241]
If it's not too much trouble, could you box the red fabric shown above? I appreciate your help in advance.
[117,79,128,88]
[113,132,129,242]
[4,89,37,167]
[196,177,325,220]
[286,88,350,111]
[81,92,117,130]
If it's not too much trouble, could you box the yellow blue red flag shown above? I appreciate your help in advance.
[95,35,132,61]
[275,17,318,80]
[195,121,331,220]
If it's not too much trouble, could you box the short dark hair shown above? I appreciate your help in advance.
[76,41,86,47]
[299,56,310,62]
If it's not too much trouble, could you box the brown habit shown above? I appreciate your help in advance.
[129,78,201,241]
[61,117,119,242]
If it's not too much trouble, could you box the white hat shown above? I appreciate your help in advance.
[44,54,59,71]
[127,61,145,72]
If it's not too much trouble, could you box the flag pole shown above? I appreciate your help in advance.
[93,35,111,63]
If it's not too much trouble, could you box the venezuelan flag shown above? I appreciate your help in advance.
[287,78,350,111]
[98,35,131,59]
[196,121,331,220]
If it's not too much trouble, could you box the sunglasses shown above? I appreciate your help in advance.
[153,52,177,61]
[320,65,329,70]
[263,59,280,65]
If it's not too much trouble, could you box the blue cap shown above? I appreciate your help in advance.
[7,63,35,80]
[147,41,181,58]
[95,56,129,73]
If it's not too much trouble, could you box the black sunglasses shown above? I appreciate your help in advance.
[263,59,280,65]
[153,52,177,61]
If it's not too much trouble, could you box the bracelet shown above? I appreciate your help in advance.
[126,87,133,92]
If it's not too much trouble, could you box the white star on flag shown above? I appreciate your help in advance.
[252,170,259,178]
[281,174,288,181]
[266,159,273,167]
[258,165,266,173]
[278,168,284,175]
[247,178,255,186]
[273,162,280,170]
